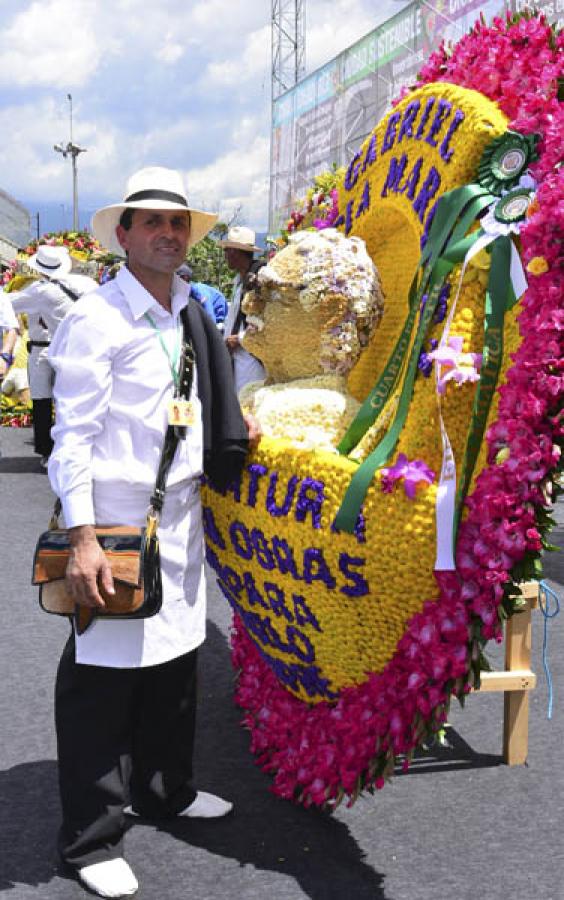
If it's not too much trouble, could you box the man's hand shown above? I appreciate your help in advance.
[225,334,240,353]
[0,358,8,378]
[243,412,261,449]
[66,525,115,608]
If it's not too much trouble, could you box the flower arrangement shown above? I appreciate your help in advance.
[202,11,563,808]
[277,165,346,246]
[21,229,101,258]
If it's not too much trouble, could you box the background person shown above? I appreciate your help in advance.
[48,166,250,899]
[176,262,228,331]
[9,245,98,465]
[0,294,18,458]
[219,226,266,395]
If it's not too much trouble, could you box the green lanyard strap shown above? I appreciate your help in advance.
[144,311,183,393]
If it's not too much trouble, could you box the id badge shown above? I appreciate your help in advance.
[168,399,195,427]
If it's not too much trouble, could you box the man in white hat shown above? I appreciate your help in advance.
[9,245,97,465]
[47,167,252,898]
[219,226,266,394]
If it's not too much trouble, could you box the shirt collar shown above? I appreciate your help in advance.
[116,266,190,321]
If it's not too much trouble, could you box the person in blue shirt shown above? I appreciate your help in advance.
[177,263,228,332]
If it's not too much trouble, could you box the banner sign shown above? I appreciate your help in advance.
[269,0,559,234]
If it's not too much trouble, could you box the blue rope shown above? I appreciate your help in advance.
[538,580,561,720]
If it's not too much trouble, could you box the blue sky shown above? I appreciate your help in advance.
[0,0,409,235]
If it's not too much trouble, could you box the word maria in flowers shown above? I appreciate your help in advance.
[203,460,371,703]
[341,90,466,236]
[338,83,508,257]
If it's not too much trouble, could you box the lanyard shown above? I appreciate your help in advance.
[144,311,182,393]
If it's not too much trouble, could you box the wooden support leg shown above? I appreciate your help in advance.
[502,599,533,765]
[474,583,538,765]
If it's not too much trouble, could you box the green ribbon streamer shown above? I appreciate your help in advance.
[453,234,515,536]
[334,258,453,532]
[334,185,500,533]
[337,187,493,456]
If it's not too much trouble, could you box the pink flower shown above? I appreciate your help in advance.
[381,453,436,499]
[427,336,482,393]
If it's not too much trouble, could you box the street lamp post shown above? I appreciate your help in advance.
[54,94,87,231]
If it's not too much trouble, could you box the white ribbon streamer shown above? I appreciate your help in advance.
[433,232,528,571]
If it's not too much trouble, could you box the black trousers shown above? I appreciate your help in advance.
[32,398,53,457]
[55,635,199,868]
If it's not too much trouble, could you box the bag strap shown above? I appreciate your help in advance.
[49,320,196,529]
[49,278,81,302]
[149,317,195,515]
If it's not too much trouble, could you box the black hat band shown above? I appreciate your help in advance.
[125,189,188,206]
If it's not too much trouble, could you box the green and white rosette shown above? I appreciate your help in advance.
[334,130,534,553]
[478,130,539,196]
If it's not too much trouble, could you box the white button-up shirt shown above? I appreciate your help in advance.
[10,273,98,338]
[0,294,18,330]
[48,266,206,668]
[224,273,265,395]
[49,266,203,527]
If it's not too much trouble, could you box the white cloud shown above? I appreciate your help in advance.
[0,0,117,88]
[205,25,270,88]
[154,34,185,65]
[182,129,270,230]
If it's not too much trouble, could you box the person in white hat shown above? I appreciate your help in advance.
[219,226,266,394]
[8,245,98,465]
[47,166,252,899]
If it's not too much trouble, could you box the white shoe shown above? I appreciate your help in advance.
[124,791,233,820]
[180,791,233,818]
[77,858,138,898]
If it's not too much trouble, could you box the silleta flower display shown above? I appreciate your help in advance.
[202,11,563,808]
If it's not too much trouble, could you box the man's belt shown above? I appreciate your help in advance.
[26,340,51,352]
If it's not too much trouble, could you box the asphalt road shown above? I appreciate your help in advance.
[1,425,562,900]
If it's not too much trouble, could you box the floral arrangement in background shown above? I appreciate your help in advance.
[202,10,563,809]
[276,165,346,246]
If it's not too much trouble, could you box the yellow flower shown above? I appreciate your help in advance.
[526,256,549,275]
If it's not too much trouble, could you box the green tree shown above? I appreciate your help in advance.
[186,224,234,296]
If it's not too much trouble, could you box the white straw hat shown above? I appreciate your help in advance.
[91,166,218,256]
[218,226,261,253]
[28,244,73,277]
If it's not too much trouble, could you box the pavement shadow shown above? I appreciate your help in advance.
[0,455,45,474]
[0,759,61,891]
[150,621,389,900]
[397,727,502,776]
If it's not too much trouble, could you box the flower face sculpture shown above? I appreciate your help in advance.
[242,229,384,381]
[239,229,384,451]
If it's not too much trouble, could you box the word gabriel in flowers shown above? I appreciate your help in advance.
[203,464,368,701]
[342,95,465,236]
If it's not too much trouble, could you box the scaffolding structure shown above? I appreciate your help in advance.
[271,0,306,101]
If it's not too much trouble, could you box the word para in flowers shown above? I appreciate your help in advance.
[202,460,372,702]
[341,95,466,235]
[206,543,338,700]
